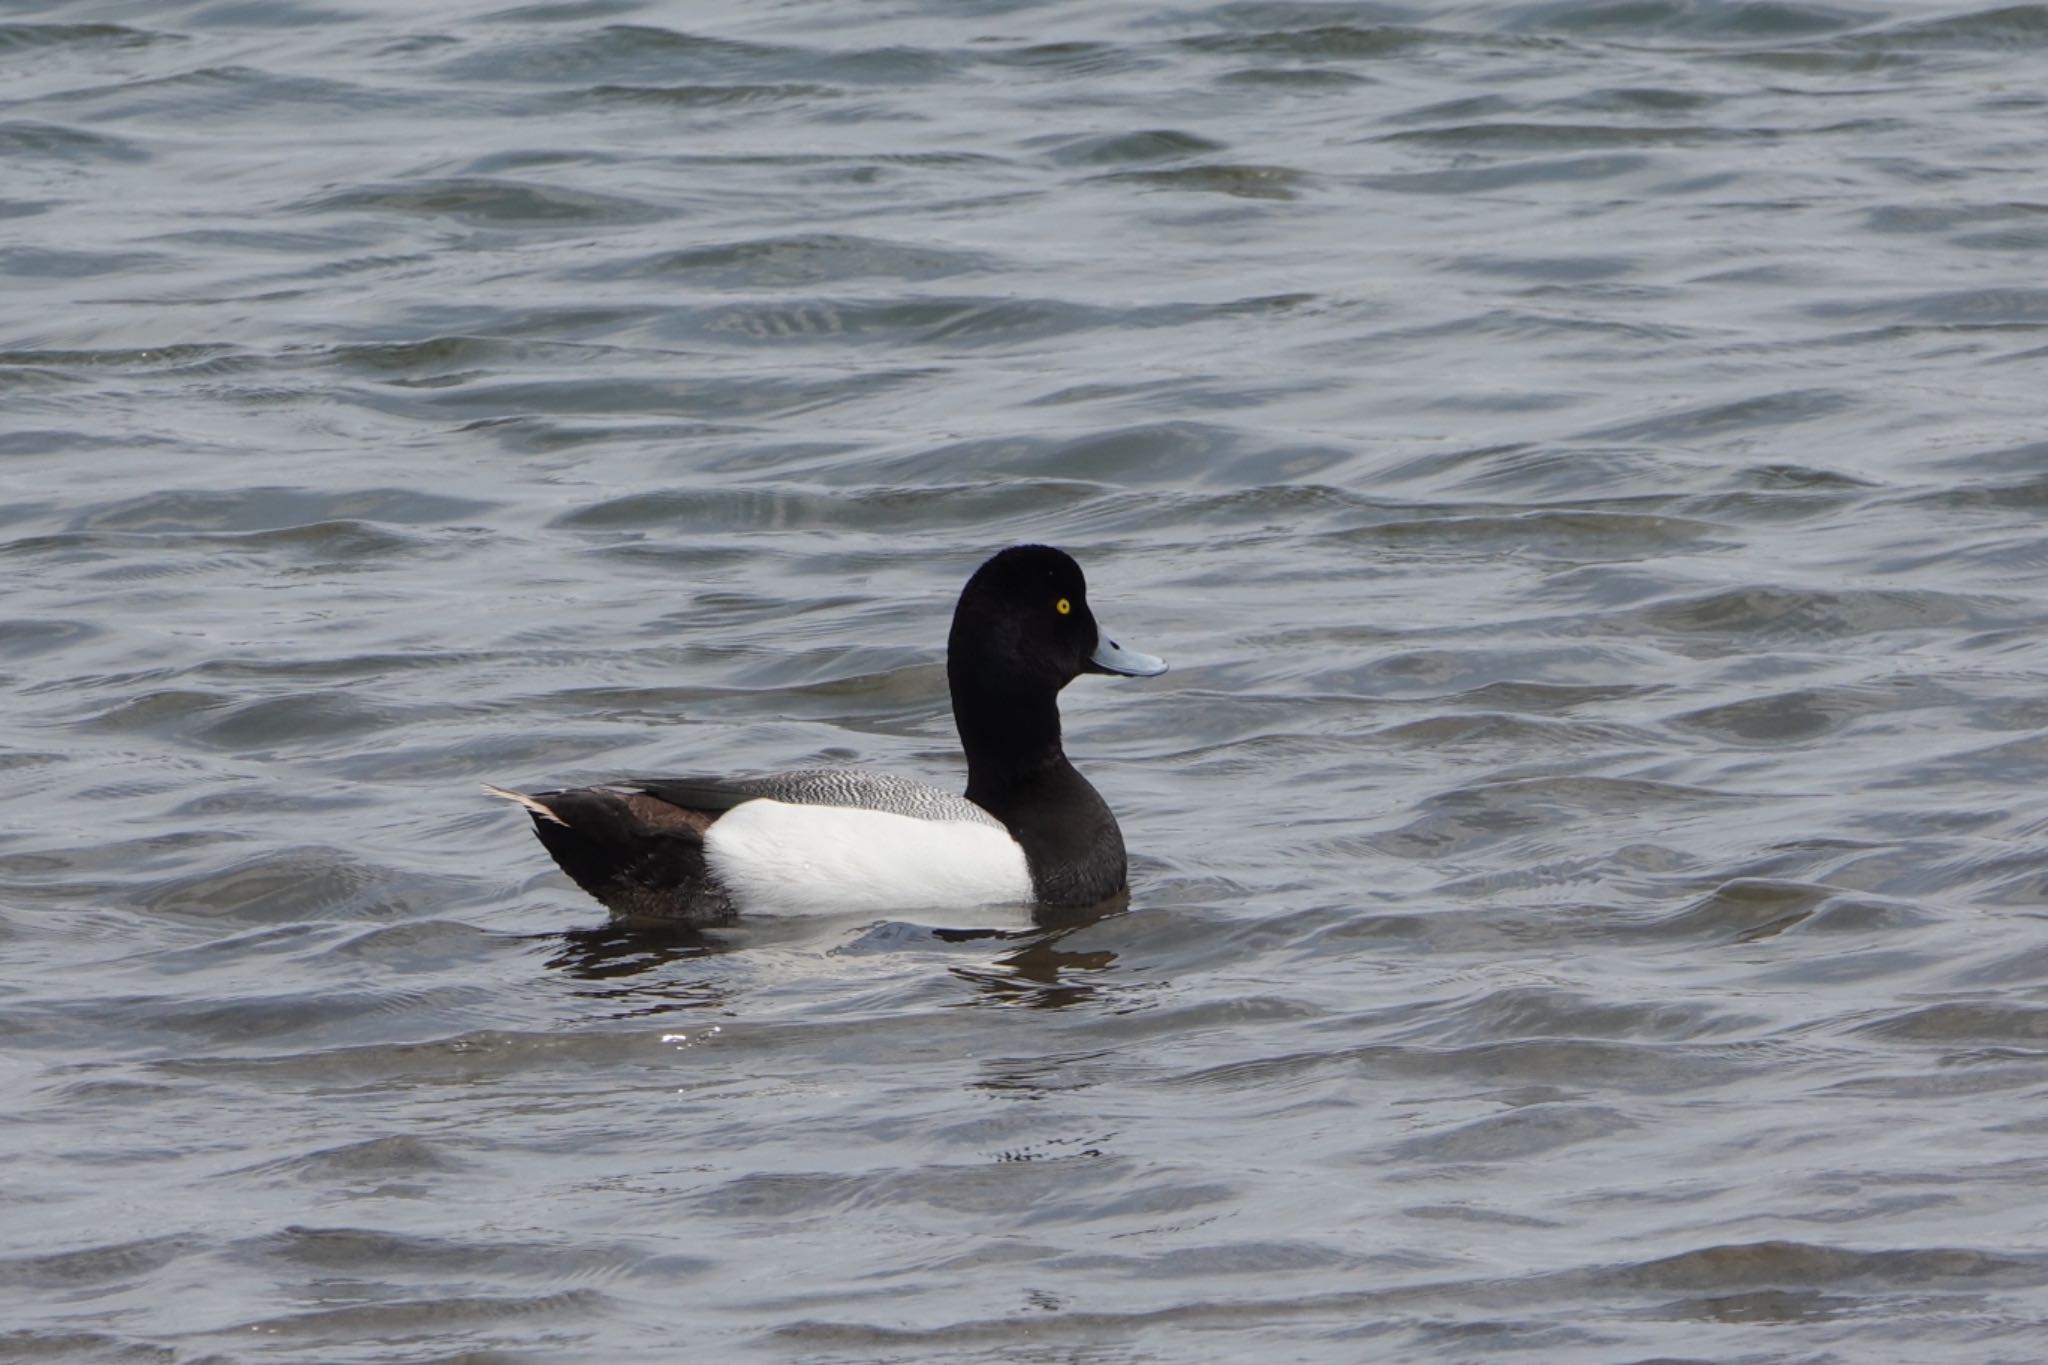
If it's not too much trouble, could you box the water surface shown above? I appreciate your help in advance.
[8,0,2048,1359]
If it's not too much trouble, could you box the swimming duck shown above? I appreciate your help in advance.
[488,544,1165,924]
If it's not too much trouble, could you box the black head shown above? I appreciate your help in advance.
[946,545,1163,904]
[946,545,1164,697]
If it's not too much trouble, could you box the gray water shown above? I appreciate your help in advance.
[7,0,2048,1359]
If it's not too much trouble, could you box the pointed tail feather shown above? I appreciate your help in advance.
[482,783,568,827]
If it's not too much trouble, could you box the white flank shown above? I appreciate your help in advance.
[703,800,1033,917]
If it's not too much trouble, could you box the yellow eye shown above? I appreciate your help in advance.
[1055,597,1072,615]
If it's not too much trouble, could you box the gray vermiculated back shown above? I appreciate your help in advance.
[704,768,1003,827]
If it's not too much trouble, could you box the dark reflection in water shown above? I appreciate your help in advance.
[535,923,733,1023]
[951,930,1122,1010]
[538,922,727,980]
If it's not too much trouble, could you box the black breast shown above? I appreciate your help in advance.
[979,763,1129,909]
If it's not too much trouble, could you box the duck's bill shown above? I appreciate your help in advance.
[1088,633,1168,678]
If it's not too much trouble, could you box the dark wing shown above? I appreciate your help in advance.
[487,783,731,924]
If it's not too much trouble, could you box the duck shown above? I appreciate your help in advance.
[487,544,1166,925]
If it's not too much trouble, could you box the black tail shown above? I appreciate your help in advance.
[488,785,736,925]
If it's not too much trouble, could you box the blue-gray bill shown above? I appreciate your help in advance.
[1088,633,1167,677]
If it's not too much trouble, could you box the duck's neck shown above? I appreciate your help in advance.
[953,677,1071,807]
[952,670,1127,908]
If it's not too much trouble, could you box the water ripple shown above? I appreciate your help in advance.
[7,0,2048,1356]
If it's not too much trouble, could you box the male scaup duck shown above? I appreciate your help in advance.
[488,544,1165,924]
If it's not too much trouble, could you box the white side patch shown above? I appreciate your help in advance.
[702,800,1033,917]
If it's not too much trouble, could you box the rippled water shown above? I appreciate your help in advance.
[9,0,2048,1358]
